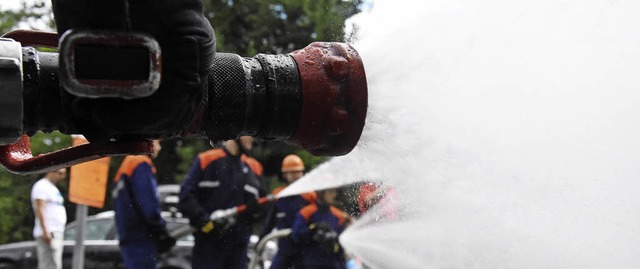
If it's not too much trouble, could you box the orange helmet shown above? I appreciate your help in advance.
[281,154,305,172]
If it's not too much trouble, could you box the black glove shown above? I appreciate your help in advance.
[245,195,259,215]
[243,193,269,222]
[309,223,338,243]
[52,0,215,141]
[153,228,177,254]
[309,223,344,255]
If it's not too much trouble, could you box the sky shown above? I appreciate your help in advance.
[1,0,29,11]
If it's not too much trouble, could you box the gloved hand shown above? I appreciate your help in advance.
[309,223,344,255]
[52,0,215,141]
[245,195,259,215]
[153,228,177,254]
[309,223,338,243]
[200,209,237,234]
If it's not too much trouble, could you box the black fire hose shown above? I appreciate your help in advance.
[0,31,367,173]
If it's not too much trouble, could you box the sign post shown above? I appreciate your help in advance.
[69,136,111,269]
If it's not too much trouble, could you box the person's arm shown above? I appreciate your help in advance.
[128,162,165,230]
[259,203,277,238]
[243,175,268,222]
[34,199,51,244]
[290,213,311,244]
[178,158,210,229]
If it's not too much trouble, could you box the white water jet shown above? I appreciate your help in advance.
[281,0,640,268]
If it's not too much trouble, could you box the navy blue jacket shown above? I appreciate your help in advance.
[262,187,316,235]
[291,203,347,269]
[178,148,265,246]
[113,155,165,243]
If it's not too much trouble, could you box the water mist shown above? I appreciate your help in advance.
[280,0,640,268]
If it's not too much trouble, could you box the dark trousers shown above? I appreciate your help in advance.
[270,237,302,269]
[120,240,158,269]
[192,236,248,269]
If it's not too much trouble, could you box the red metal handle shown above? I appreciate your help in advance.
[2,30,59,48]
[0,134,153,175]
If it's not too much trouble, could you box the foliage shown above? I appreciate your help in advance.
[0,0,54,33]
[204,0,362,55]
[0,132,70,243]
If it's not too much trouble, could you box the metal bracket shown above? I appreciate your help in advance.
[0,134,153,175]
[59,29,162,99]
[0,38,23,145]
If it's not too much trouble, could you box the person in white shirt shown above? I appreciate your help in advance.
[31,168,67,269]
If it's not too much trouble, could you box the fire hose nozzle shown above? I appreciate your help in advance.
[289,42,368,156]
[0,31,368,174]
[207,42,368,156]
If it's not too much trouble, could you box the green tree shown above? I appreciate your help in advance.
[0,0,54,33]
[0,132,71,244]
[204,0,362,55]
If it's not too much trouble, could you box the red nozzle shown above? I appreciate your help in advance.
[289,42,368,156]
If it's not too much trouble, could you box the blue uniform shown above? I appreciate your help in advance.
[262,187,316,269]
[113,155,165,269]
[291,203,347,269]
[178,148,265,269]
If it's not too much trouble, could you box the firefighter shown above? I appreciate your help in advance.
[291,188,349,269]
[357,182,381,214]
[113,140,175,269]
[178,136,266,269]
[261,154,317,269]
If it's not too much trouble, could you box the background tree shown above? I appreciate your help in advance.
[0,0,53,33]
[0,132,70,243]
[204,0,360,55]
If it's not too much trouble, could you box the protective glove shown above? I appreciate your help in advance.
[153,228,177,254]
[245,194,261,216]
[309,223,338,243]
[201,209,237,234]
[52,0,215,141]
[309,222,344,255]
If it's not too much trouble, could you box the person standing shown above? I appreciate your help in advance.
[179,136,266,269]
[261,154,316,269]
[31,168,67,269]
[113,140,175,269]
[291,188,349,269]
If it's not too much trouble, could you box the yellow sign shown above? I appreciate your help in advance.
[69,136,111,208]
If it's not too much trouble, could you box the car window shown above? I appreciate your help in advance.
[64,218,114,241]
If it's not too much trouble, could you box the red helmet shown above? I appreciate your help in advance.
[281,154,305,173]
